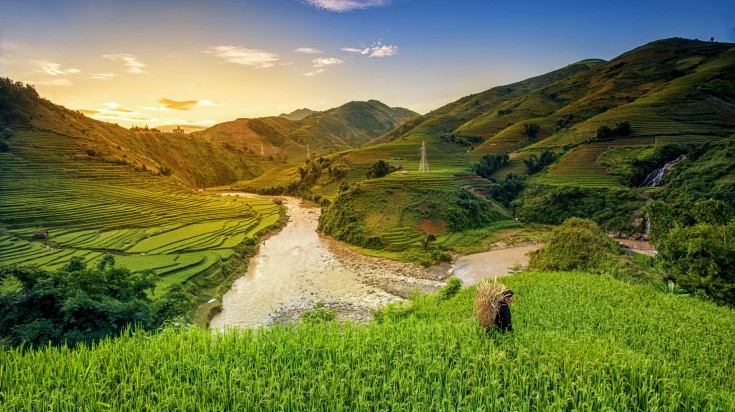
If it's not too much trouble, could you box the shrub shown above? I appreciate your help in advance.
[528,217,623,272]
[523,122,541,139]
[471,153,509,179]
[0,256,167,347]
[437,277,463,301]
[301,301,336,323]
[366,160,391,179]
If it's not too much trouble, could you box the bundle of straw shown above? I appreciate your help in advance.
[474,280,510,329]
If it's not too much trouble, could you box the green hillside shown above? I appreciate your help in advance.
[3,271,733,410]
[312,38,735,255]
[196,100,418,164]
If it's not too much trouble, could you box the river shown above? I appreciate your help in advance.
[210,195,538,329]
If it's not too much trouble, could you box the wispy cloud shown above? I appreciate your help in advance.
[91,73,118,80]
[294,47,323,54]
[303,69,325,77]
[102,53,147,74]
[143,98,220,111]
[33,78,74,87]
[341,42,398,57]
[313,57,344,67]
[37,61,80,76]
[305,0,390,12]
[203,45,279,68]
[80,104,156,123]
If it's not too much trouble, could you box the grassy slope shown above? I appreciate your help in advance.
[0,125,283,303]
[308,39,735,253]
[2,271,733,410]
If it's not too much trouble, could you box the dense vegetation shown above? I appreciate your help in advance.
[0,256,188,347]
[515,184,644,232]
[2,271,733,410]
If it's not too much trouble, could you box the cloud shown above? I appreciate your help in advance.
[313,57,344,67]
[305,0,390,12]
[102,53,147,74]
[91,73,118,80]
[158,98,199,111]
[38,61,80,76]
[143,98,220,111]
[203,45,279,68]
[303,69,325,77]
[341,47,369,55]
[80,104,156,123]
[368,43,398,57]
[33,78,74,87]
[341,42,398,57]
[295,47,323,54]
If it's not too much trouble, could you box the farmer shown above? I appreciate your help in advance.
[492,290,514,333]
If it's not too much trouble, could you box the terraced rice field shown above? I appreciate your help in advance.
[535,138,654,187]
[0,131,281,295]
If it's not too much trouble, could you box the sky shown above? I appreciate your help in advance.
[1,0,734,128]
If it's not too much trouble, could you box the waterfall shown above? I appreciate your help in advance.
[640,155,686,187]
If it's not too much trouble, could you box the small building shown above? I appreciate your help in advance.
[172,126,185,134]
[33,230,49,239]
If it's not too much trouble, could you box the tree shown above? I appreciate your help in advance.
[523,149,556,175]
[471,153,509,179]
[613,121,632,136]
[657,222,735,305]
[366,160,392,179]
[596,125,613,140]
[523,122,541,139]
[0,255,172,347]
[1,127,12,139]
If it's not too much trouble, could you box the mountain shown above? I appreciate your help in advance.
[198,100,418,160]
[278,108,317,121]
[0,82,416,188]
[312,38,735,259]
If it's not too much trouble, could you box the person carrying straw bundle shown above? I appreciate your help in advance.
[474,281,514,333]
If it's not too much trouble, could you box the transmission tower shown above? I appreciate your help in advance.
[306,144,311,161]
[418,141,429,172]
[260,144,264,156]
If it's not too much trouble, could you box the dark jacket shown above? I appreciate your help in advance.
[492,301,512,332]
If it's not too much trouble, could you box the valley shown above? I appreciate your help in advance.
[1,34,735,410]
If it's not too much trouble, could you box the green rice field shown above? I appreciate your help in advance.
[0,131,281,295]
[2,271,733,410]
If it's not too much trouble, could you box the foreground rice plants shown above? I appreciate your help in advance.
[2,271,733,411]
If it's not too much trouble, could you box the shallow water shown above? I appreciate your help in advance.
[210,194,540,328]
[210,196,406,328]
[450,245,539,286]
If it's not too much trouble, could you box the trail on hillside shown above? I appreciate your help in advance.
[210,194,542,328]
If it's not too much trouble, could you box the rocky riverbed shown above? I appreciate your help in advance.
[210,194,539,328]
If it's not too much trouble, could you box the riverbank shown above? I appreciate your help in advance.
[210,194,542,327]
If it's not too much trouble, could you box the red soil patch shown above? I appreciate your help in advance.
[417,218,446,235]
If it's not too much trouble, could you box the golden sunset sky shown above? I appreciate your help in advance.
[1,0,733,128]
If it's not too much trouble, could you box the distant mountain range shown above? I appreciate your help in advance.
[1,37,733,196]
[278,108,318,121]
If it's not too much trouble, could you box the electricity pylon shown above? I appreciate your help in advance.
[418,141,428,172]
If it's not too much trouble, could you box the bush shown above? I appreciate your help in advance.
[366,160,391,179]
[657,223,735,305]
[528,218,623,272]
[301,301,336,323]
[0,256,170,347]
[437,277,462,301]
[523,122,541,139]
[515,184,644,232]
[471,153,509,179]
[523,149,557,175]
